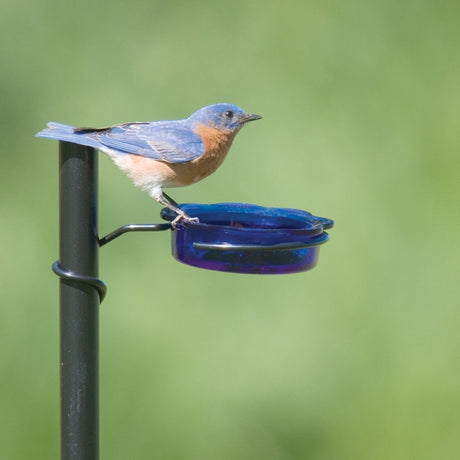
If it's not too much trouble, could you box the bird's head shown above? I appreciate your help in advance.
[188,103,262,132]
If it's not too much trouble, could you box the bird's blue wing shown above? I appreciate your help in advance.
[94,121,205,163]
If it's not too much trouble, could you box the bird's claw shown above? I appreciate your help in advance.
[171,212,200,228]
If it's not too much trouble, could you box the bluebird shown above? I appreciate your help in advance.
[36,103,261,225]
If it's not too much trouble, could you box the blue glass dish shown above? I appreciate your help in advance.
[161,203,334,274]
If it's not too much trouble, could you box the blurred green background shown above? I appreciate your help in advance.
[1,0,459,458]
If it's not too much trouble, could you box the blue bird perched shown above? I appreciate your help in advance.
[36,103,262,225]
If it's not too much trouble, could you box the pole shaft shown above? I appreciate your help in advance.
[58,142,99,460]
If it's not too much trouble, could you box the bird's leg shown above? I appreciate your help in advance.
[162,191,179,208]
[152,188,199,227]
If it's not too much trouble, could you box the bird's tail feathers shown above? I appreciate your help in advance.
[36,122,102,149]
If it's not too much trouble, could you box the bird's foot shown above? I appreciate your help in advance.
[171,211,200,228]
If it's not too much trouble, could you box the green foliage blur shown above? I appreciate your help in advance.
[1,0,459,458]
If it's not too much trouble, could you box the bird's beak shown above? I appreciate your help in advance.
[241,113,262,123]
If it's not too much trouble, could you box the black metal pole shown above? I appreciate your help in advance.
[57,141,100,460]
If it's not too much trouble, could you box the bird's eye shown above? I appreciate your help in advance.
[224,110,234,119]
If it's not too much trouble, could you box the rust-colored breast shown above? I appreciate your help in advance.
[165,122,238,187]
[194,122,235,155]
